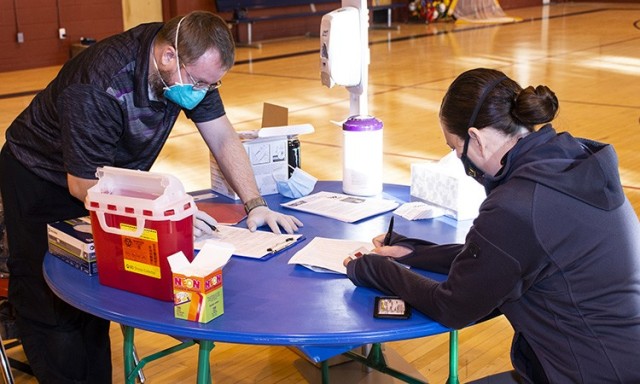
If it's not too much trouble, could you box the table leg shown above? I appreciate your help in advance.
[122,325,199,383]
[196,340,214,384]
[320,360,330,384]
[447,330,459,384]
[122,326,136,384]
[120,324,145,383]
[343,343,427,383]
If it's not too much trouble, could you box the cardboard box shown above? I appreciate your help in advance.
[168,242,232,323]
[173,268,224,323]
[210,135,288,200]
[47,217,98,275]
[210,103,314,200]
[410,152,486,221]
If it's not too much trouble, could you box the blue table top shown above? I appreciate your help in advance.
[43,181,471,362]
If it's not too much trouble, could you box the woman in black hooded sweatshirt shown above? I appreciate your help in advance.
[345,68,640,383]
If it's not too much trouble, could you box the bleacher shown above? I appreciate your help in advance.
[215,1,405,46]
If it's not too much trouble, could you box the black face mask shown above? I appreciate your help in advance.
[460,135,485,184]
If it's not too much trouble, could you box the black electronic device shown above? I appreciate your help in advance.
[373,296,411,319]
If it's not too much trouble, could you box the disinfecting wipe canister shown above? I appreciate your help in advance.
[342,115,383,196]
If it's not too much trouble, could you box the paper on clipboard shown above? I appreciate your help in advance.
[194,225,304,260]
[281,191,399,223]
[288,237,373,274]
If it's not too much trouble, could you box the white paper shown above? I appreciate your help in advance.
[194,225,303,259]
[281,191,399,223]
[288,237,373,274]
[393,202,445,220]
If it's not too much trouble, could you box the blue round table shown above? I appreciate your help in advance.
[44,181,471,384]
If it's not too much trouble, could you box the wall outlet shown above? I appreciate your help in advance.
[58,28,67,40]
[17,32,24,43]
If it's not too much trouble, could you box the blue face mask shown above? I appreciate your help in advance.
[163,84,206,110]
[154,16,207,110]
[275,167,317,198]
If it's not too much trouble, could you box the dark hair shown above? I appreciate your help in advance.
[439,68,559,138]
[157,11,235,71]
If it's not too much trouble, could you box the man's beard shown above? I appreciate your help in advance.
[149,68,172,99]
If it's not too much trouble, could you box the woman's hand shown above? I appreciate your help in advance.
[343,233,412,267]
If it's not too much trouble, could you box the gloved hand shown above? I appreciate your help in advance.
[193,210,219,238]
[246,206,303,234]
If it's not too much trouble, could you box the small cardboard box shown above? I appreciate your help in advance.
[47,217,98,275]
[173,268,224,323]
[410,152,486,221]
[210,103,314,200]
[168,242,233,323]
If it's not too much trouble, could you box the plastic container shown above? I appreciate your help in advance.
[287,136,301,177]
[342,115,383,196]
[85,166,196,301]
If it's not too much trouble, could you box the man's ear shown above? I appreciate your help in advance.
[159,45,177,67]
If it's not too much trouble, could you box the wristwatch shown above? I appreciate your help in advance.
[243,196,267,214]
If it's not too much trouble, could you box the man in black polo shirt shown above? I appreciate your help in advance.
[0,11,301,383]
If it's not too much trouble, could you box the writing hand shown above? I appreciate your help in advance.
[372,233,387,248]
[371,245,412,258]
[343,244,412,268]
[193,210,219,238]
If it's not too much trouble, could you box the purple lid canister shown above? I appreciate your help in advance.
[343,116,383,132]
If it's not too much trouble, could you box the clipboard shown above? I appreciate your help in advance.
[194,225,305,260]
[195,201,247,225]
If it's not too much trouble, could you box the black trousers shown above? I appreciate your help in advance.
[0,146,112,383]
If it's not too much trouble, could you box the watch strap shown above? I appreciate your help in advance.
[244,196,267,214]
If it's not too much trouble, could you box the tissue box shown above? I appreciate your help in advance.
[410,153,486,221]
[47,217,97,275]
[210,103,314,200]
[210,135,288,200]
[173,268,224,323]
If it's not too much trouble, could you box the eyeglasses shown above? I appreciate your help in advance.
[181,64,222,92]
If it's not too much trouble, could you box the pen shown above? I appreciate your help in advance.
[267,238,295,254]
[383,216,394,246]
[204,221,220,233]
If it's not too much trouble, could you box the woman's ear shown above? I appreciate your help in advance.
[467,127,487,158]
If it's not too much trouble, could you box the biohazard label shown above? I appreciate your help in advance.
[120,224,161,279]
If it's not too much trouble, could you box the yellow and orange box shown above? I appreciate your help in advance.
[173,269,224,323]
[168,243,233,323]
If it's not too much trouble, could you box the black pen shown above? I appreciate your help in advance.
[204,221,220,233]
[383,216,394,246]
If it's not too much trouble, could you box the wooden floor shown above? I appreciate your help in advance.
[1,2,640,383]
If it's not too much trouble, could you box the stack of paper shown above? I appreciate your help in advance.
[393,202,446,220]
[281,191,399,223]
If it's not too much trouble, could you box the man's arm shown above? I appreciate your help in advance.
[67,174,98,202]
[196,115,261,203]
[195,115,302,234]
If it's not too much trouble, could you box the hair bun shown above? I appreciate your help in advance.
[512,85,559,125]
